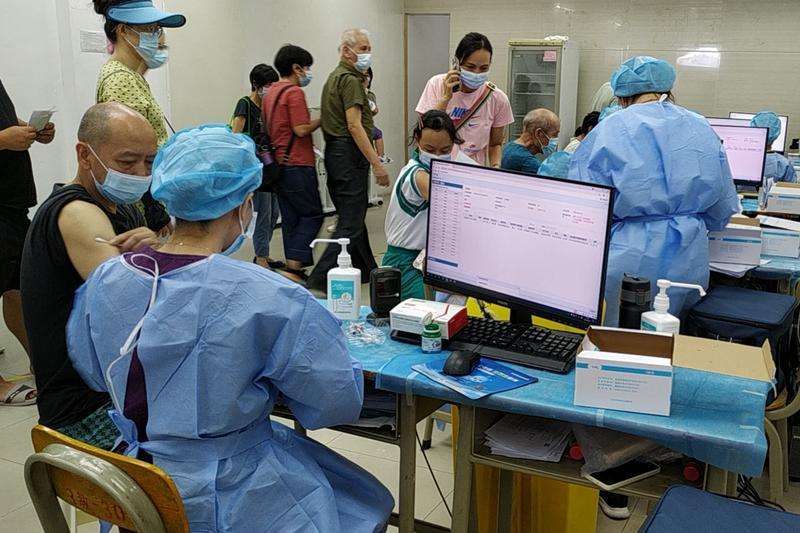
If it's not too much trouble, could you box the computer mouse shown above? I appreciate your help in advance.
[442,350,481,376]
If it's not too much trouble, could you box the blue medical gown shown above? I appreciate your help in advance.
[67,254,394,532]
[765,152,798,183]
[569,102,739,326]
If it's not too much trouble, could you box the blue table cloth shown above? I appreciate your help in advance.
[342,308,770,476]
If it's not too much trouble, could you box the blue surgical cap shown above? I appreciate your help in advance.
[598,103,622,122]
[610,56,676,97]
[151,125,262,221]
[751,111,781,144]
[538,151,572,179]
[106,0,186,28]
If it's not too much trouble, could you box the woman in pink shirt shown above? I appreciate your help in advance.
[415,32,513,167]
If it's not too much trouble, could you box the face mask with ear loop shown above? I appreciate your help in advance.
[222,199,257,256]
[123,27,169,69]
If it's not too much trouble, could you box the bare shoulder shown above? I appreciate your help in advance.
[58,200,115,242]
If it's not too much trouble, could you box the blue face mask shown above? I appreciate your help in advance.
[542,137,558,157]
[222,200,257,256]
[299,70,313,88]
[460,69,489,90]
[417,149,452,170]
[354,53,372,73]
[126,29,168,70]
[87,144,151,205]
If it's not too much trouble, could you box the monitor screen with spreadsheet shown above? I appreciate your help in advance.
[729,112,789,153]
[425,160,614,329]
[710,124,768,185]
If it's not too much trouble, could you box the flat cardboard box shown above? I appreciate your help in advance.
[766,182,800,215]
[708,222,763,266]
[574,327,774,417]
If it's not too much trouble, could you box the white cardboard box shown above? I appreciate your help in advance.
[708,222,763,266]
[758,216,800,258]
[574,328,674,416]
[761,228,800,258]
[766,183,800,214]
[574,326,776,417]
[389,299,468,339]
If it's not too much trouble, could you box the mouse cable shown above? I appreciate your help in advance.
[416,430,453,518]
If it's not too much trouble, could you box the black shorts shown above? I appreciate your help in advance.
[0,208,30,293]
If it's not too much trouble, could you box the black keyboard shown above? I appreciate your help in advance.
[447,317,583,373]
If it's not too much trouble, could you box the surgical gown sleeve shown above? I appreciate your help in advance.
[700,144,739,231]
[260,293,363,430]
[777,155,798,183]
[66,273,110,394]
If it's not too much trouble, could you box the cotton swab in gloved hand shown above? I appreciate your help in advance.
[95,237,119,246]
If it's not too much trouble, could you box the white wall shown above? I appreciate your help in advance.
[1,0,69,206]
[165,0,406,174]
[0,0,173,206]
[405,0,800,145]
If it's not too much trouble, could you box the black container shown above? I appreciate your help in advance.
[618,274,651,329]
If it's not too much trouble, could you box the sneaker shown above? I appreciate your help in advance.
[599,492,630,520]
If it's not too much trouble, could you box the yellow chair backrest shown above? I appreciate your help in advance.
[26,425,189,533]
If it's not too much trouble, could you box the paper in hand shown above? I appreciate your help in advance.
[28,108,55,131]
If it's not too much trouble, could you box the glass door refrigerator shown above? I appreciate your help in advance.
[507,39,579,151]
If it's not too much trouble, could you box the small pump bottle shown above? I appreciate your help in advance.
[640,279,706,334]
[310,238,362,320]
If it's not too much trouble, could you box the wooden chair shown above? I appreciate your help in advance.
[24,425,189,533]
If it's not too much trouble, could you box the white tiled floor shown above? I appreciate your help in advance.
[3,204,800,532]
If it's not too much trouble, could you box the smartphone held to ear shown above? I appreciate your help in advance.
[451,57,460,93]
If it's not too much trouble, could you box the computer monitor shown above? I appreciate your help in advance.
[707,117,750,128]
[424,160,614,330]
[729,112,789,153]
[710,124,768,186]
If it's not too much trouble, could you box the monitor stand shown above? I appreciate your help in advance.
[509,309,533,325]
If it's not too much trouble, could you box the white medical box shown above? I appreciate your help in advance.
[389,299,468,340]
[708,221,762,266]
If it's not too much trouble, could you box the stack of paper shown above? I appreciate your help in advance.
[484,414,571,462]
[710,258,771,278]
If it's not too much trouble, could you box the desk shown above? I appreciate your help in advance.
[295,305,771,532]
[368,332,770,532]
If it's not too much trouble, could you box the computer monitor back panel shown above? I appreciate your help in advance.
[710,124,768,185]
[729,112,789,153]
[707,117,750,128]
[425,160,614,329]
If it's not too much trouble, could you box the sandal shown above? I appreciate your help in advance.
[1,381,37,406]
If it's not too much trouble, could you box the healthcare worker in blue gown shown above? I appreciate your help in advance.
[569,56,739,327]
[751,111,797,183]
[66,125,394,532]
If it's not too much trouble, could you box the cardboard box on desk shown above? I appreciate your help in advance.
[708,218,762,266]
[389,298,468,339]
[574,327,775,417]
[758,216,800,258]
[766,183,800,215]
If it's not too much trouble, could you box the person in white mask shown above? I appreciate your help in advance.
[20,103,160,449]
[65,124,394,532]
[416,32,514,167]
[382,111,464,299]
[308,28,389,292]
[92,0,186,232]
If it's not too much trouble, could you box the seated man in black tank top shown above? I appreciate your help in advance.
[21,103,161,449]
